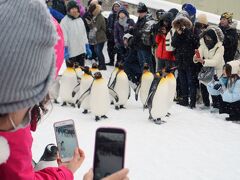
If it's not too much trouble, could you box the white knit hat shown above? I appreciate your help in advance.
[0,0,57,114]
[196,14,208,25]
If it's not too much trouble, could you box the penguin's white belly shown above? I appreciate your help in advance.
[167,76,177,108]
[90,79,110,116]
[140,75,154,105]
[34,160,58,171]
[114,73,129,105]
[151,79,169,119]
[79,77,93,109]
[59,74,78,103]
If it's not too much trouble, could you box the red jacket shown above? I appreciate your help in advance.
[155,34,175,61]
[0,125,73,180]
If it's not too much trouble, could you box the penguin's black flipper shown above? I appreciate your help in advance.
[128,85,131,99]
[109,70,121,89]
[108,87,119,103]
[76,89,91,108]
[134,82,141,101]
[72,83,81,97]
[144,76,161,112]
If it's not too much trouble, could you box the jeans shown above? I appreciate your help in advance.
[137,49,154,73]
[95,42,106,69]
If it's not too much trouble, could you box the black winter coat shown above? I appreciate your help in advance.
[107,12,118,41]
[220,26,238,63]
[171,28,199,69]
[131,15,154,50]
[52,0,66,15]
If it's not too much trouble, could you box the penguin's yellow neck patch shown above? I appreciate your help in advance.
[159,77,167,85]
[95,78,104,84]
[65,68,75,73]
[166,73,175,79]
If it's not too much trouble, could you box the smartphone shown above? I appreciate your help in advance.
[93,128,126,180]
[53,120,78,162]
[195,49,201,58]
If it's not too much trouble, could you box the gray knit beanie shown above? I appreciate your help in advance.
[0,0,57,114]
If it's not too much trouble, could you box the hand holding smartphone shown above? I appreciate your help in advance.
[195,49,201,58]
[54,119,79,162]
[93,128,126,180]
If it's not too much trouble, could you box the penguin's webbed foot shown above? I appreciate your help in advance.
[54,99,59,104]
[70,103,76,108]
[115,106,119,110]
[166,112,171,117]
[101,115,108,119]
[120,105,126,109]
[95,116,100,121]
[82,109,88,114]
[61,102,67,106]
[154,118,166,125]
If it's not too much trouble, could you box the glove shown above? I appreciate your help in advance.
[213,83,222,91]
[64,46,69,60]
[85,44,92,59]
[213,74,219,81]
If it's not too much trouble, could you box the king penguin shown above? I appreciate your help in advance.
[135,63,154,106]
[145,72,169,124]
[59,67,79,107]
[76,66,94,114]
[77,72,118,121]
[109,63,130,110]
[34,144,58,171]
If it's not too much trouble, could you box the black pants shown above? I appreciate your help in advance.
[66,53,85,67]
[212,95,222,109]
[219,100,240,117]
[200,83,210,106]
[178,67,198,105]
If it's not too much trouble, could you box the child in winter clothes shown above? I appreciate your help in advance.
[0,1,84,179]
[207,61,240,121]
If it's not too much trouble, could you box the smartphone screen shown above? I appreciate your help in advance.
[54,120,78,162]
[93,128,126,180]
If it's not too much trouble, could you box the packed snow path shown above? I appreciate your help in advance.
[32,79,240,180]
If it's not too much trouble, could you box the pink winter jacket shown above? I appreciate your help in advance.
[53,17,64,78]
[0,125,73,180]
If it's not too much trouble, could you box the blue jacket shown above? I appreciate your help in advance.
[207,77,240,103]
[49,8,64,23]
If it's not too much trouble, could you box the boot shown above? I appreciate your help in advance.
[101,115,108,119]
[177,98,189,106]
[226,114,240,121]
[82,109,88,114]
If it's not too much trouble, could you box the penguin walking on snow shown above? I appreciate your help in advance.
[59,67,79,107]
[76,66,94,114]
[77,72,118,121]
[145,72,169,124]
[135,64,154,106]
[109,63,130,110]
[34,144,58,171]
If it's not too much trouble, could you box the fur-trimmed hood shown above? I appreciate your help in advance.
[172,10,192,30]
[92,4,101,17]
[202,25,224,43]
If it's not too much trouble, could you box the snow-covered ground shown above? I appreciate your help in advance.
[32,46,240,180]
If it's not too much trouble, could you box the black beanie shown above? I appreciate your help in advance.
[67,1,79,12]
[168,8,179,19]
[137,2,148,13]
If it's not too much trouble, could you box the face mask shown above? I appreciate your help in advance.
[119,17,128,27]
[204,36,215,50]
